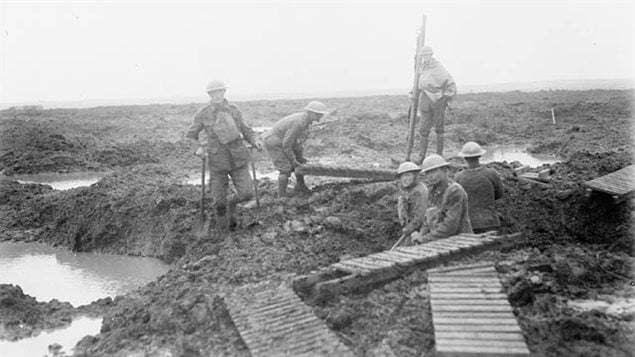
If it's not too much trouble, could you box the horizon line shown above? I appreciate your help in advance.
[1,77,633,110]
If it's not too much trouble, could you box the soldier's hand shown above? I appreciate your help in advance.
[411,232,426,244]
[194,147,205,157]
[292,159,302,168]
[407,92,414,100]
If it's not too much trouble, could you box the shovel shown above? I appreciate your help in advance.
[249,146,260,208]
[193,156,210,238]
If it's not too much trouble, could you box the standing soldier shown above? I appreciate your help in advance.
[455,142,504,233]
[414,154,472,243]
[186,80,262,231]
[396,162,429,247]
[262,101,328,197]
[413,46,456,163]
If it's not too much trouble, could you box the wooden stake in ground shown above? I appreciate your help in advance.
[405,14,427,161]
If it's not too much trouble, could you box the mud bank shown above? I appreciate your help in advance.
[0,284,112,341]
[1,151,631,356]
[0,89,633,356]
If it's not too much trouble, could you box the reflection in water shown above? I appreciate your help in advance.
[480,145,559,167]
[0,242,169,307]
[13,172,109,190]
[0,316,102,357]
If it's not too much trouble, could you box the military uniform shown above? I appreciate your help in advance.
[455,166,504,233]
[263,112,310,174]
[397,182,429,245]
[186,99,258,217]
[421,179,473,240]
[417,58,456,159]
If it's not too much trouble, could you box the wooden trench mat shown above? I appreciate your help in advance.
[293,232,522,297]
[583,164,635,202]
[225,283,354,357]
[428,263,530,356]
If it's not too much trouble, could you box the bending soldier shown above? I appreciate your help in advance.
[186,80,262,231]
[455,142,504,233]
[414,46,456,164]
[413,154,472,244]
[396,162,429,247]
[263,101,328,197]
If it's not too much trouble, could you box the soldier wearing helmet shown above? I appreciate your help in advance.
[263,101,328,197]
[412,46,456,164]
[395,161,429,247]
[186,80,263,232]
[455,142,504,233]
[414,154,472,243]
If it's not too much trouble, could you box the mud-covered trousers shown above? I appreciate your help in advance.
[208,159,253,215]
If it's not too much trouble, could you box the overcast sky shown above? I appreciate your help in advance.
[1,0,633,104]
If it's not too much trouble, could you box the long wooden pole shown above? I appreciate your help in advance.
[405,15,427,161]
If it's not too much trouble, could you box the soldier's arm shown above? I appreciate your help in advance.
[230,105,258,147]
[186,110,205,153]
[428,186,465,239]
[404,188,429,235]
[282,123,305,163]
[488,168,504,200]
[443,72,457,99]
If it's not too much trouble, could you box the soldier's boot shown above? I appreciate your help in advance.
[294,174,311,194]
[215,205,229,232]
[436,134,444,156]
[278,173,290,198]
[415,137,429,165]
[227,200,238,231]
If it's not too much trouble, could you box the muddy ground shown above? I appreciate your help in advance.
[0,89,633,356]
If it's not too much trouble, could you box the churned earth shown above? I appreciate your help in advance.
[0,89,633,356]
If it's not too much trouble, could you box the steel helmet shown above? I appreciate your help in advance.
[397,161,421,176]
[420,154,449,173]
[304,101,328,115]
[206,80,227,93]
[419,46,434,56]
[458,142,487,158]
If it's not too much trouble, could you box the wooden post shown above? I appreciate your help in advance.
[551,108,556,124]
[405,15,427,161]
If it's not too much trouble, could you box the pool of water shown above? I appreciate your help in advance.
[12,171,110,190]
[0,316,102,357]
[183,169,279,186]
[480,145,559,167]
[0,241,169,307]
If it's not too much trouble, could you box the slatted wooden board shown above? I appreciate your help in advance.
[583,164,635,202]
[294,233,522,299]
[226,283,354,357]
[428,264,530,357]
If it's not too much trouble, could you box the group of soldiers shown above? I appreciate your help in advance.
[186,46,503,245]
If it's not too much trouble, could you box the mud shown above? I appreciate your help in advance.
[0,89,633,356]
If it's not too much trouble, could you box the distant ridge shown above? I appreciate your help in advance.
[2,78,632,110]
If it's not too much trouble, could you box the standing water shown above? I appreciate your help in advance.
[0,241,169,307]
[0,241,169,356]
[481,145,559,167]
[12,171,109,190]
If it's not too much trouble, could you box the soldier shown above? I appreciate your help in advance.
[262,101,328,197]
[455,142,504,233]
[186,80,262,231]
[413,46,456,164]
[396,162,429,247]
[413,154,472,243]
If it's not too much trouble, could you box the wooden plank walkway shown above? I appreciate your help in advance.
[294,232,522,299]
[583,164,635,203]
[428,264,531,357]
[226,283,354,357]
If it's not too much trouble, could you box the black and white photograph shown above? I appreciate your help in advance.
[1,1,633,356]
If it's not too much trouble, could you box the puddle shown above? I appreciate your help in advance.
[480,145,559,167]
[252,126,272,134]
[12,171,109,190]
[0,241,169,307]
[0,316,102,357]
[183,170,279,186]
